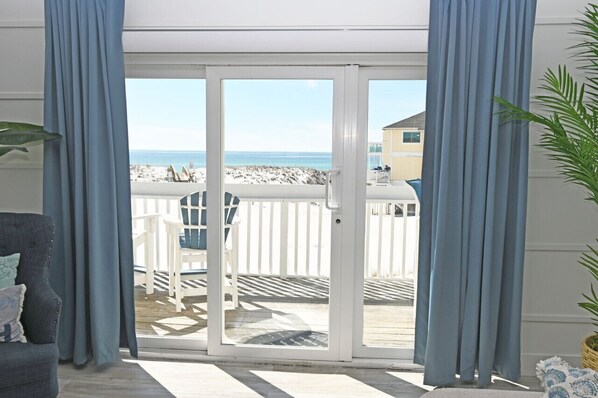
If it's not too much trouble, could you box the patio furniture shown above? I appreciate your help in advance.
[168,164,191,182]
[181,166,195,182]
[164,191,240,312]
[0,213,62,398]
[406,178,421,202]
[132,213,159,294]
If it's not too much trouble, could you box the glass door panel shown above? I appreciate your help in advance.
[221,79,333,348]
[126,78,209,349]
[206,67,345,360]
[354,71,426,358]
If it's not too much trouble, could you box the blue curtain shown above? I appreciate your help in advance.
[414,0,536,386]
[43,0,138,365]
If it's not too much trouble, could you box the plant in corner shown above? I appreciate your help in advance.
[496,4,598,368]
[0,121,60,158]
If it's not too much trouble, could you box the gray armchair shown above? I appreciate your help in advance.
[0,213,62,398]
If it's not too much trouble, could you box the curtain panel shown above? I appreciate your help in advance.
[414,0,536,386]
[43,0,138,365]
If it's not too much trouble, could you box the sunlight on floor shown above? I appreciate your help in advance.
[387,371,434,392]
[125,360,262,398]
[155,316,197,330]
[149,325,170,336]
[488,375,531,390]
[251,370,395,398]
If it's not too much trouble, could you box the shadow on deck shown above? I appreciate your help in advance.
[135,275,415,347]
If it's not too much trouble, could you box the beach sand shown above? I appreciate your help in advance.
[130,165,326,185]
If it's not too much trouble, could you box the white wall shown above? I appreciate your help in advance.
[0,6,44,213]
[522,0,598,372]
[1,0,596,376]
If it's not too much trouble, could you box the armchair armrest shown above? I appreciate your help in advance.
[21,282,62,345]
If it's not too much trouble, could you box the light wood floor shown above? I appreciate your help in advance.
[115,277,544,397]
[57,355,544,398]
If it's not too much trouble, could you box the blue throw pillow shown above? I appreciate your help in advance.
[0,284,27,343]
[0,253,20,289]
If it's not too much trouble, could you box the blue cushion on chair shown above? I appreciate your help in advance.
[406,178,422,202]
[0,253,20,289]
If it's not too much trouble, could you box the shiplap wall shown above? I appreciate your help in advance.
[1,0,597,375]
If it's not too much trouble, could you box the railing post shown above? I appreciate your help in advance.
[280,201,289,278]
[246,201,252,273]
[146,216,156,294]
[294,202,299,276]
[258,201,263,274]
[389,202,396,278]
[401,202,408,278]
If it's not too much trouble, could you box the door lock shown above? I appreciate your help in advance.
[336,219,341,224]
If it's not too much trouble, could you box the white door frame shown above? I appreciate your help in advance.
[205,66,353,361]
[353,66,427,360]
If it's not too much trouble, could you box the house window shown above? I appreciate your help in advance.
[403,131,421,143]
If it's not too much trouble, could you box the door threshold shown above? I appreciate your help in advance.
[125,347,424,371]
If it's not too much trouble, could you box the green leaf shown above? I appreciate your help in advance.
[0,146,28,157]
[0,122,60,158]
[0,122,60,146]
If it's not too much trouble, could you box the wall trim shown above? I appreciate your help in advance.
[124,53,428,67]
[0,20,44,28]
[525,243,589,252]
[0,162,43,170]
[528,169,560,179]
[0,92,44,100]
[522,314,588,324]
[0,15,577,30]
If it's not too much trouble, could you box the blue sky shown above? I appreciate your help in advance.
[125,78,426,152]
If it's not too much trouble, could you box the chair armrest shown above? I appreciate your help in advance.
[21,282,62,345]
[163,216,182,227]
[132,213,160,221]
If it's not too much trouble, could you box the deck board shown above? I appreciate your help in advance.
[135,275,415,347]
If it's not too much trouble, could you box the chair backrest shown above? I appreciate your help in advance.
[179,191,240,250]
[0,213,54,287]
[406,178,422,203]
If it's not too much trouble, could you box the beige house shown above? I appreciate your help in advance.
[381,111,425,182]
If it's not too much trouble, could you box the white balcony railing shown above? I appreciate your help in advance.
[131,182,419,280]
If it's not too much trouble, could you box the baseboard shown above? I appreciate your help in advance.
[521,353,581,376]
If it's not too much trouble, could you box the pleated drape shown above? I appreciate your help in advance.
[414,0,536,386]
[43,0,138,366]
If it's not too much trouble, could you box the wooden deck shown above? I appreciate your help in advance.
[135,275,415,348]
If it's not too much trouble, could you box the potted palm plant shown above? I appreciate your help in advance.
[496,4,598,369]
[0,121,60,158]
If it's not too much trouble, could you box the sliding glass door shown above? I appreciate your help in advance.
[353,67,426,359]
[127,63,426,362]
[206,67,349,360]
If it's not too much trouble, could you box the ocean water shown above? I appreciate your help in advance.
[129,150,333,171]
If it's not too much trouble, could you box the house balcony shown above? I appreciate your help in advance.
[131,181,419,348]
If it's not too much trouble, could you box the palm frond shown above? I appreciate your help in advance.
[0,121,60,158]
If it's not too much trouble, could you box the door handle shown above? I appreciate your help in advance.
[325,169,341,211]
